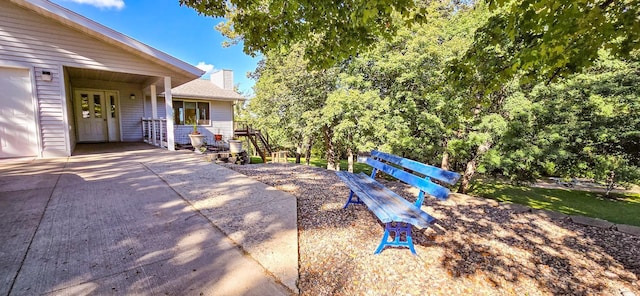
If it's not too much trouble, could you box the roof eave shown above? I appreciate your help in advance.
[12,0,205,80]
[161,94,246,102]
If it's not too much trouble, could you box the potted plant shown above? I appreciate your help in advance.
[214,128,223,141]
[187,118,205,152]
[228,136,243,153]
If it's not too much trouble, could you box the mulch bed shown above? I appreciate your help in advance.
[222,162,640,296]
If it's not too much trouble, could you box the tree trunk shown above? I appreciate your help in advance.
[295,145,302,164]
[606,170,615,196]
[305,138,313,166]
[441,150,450,171]
[458,160,476,194]
[323,126,339,171]
[347,147,354,173]
[458,141,492,194]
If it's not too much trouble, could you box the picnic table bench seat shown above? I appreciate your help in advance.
[336,150,460,255]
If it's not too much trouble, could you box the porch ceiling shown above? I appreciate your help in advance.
[66,67,152,85]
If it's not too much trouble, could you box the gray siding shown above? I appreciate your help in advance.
[119,93,145,142]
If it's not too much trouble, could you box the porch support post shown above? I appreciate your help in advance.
[164,76,175,151]
[150,84,158,146]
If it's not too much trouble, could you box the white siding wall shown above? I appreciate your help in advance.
[210,100,234,136]
[144,96,167,118]
[0,2,180,77]
[34,66,67,157]
[0,1,182,155]
[63,69,76,152]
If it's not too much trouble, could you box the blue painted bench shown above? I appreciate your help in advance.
[335,150,460,255]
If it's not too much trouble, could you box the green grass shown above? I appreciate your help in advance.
[470,180,640,227]
[250,156,372,175]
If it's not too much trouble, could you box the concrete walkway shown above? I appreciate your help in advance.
[0,143,298,296]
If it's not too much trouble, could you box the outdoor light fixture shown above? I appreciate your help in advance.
[130,93,136,100]
[42,71,52,81]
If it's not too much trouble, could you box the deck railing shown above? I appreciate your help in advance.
[234,121,270,144]
[142,118,168,148]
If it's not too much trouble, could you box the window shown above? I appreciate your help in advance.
[172,100,210,125]
[110,95,116,118]
[80,94,90,118]
[93,94,102,118]
[197,102,209,125]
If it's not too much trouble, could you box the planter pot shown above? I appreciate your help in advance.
[188,134,206,149]
[214,134,223,141]
[229,140,243,153]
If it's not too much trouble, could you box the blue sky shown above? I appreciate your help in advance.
[50,0,260,96]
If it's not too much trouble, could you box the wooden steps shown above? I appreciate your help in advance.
[234,122,273,163]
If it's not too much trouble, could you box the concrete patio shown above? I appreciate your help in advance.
[0,143,298,296]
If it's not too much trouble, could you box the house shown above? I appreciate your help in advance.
[154,70,245,146]
[0,0,243,158]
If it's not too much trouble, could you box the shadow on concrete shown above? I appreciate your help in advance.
[139,151,299,293]
[0,143,291,296]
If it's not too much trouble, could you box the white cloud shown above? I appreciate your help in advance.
[67,0,125,10]
[196,62,216,75]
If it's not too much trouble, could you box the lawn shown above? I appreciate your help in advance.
[250,156,373,175]
[469,180,640,227]
[249,156,640,227]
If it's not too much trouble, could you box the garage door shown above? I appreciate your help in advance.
[0,67,38,158]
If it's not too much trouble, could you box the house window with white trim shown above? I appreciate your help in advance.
[173,100,210,125]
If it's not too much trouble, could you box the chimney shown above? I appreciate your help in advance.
[210,69,234,90]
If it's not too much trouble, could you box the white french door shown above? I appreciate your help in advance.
[105,91,120,142]
[74,89,119,142]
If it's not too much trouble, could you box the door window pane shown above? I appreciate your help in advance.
[173,100,184,125]
[81,94,90,118]
[184,101,196,124]
[93,94,102,118]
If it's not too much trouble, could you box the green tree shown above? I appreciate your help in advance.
[182,0,639,84]
[247,44,337,163]
[340,2,504,193]
[321,75,389,171]
[485,54,640,186]
[450,0,640,95]
[179,0,425,67]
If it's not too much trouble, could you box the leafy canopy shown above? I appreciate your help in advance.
[450,0,640,93]
[182,0,639,86]
[180,0,433,67]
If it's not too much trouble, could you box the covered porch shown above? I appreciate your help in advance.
[63,66,192,153]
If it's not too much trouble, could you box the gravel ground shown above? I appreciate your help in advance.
[221,162,640,296]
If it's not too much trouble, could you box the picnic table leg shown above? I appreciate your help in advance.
[343,190,363,209]
[374,222,417,255]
